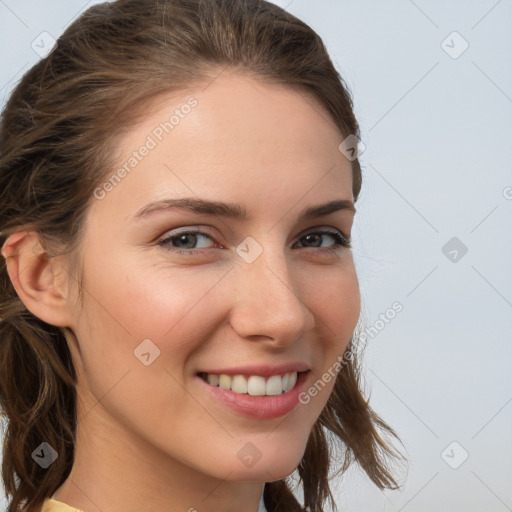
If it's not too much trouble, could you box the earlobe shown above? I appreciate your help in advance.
[2,231,73,328]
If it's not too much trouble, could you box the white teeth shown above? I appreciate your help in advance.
[202,372,299,395]
[219,374,231,390]
[247,375,266,396]
[207,374,219,386]
[265,375,283,396]
[231,375,248,394]
[286,371,297,392]
[282,373,289,391]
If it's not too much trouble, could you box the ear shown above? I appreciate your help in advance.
[1,231,74,327]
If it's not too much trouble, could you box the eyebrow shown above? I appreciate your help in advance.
[134,197,355,222]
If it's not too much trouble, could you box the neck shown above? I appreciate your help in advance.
[52,391,265,512]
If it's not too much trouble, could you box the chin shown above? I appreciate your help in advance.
[223,456,302,482]
[221,436,308,482]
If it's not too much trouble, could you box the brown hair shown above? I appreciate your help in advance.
[0,1,403,511]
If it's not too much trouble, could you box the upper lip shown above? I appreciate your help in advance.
[196,362,310,378]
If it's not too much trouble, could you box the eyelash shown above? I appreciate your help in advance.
[157,228,351,256]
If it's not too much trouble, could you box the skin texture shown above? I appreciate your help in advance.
[3,71,360,512]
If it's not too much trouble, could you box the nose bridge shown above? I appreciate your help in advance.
[228,238,314,343]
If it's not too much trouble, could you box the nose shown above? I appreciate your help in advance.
[226,246,315,347]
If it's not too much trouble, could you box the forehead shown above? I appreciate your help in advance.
[93,72,354,221]
[121,71,346,160]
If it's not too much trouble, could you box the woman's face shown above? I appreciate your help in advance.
[66,71,360,483]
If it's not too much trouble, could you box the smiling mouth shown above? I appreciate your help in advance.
[197,371,305,396]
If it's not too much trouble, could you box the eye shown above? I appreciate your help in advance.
[157,227,351,255]
[295,229,351,251]
[157,230,217,254]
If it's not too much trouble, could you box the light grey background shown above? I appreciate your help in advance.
[1,1,511,511]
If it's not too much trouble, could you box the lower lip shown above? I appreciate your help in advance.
[197,372,309,419]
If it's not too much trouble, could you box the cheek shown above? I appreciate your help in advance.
[308,261,360,344]
[299,264,360,411]
[72,253,234,394]
[70,256,225,442]
[78,250,227,338]
[324,270,360,375]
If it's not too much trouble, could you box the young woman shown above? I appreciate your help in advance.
[0,1,403,511]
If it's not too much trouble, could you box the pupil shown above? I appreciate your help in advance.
[173,233,197,249]
[306,234,320,247]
